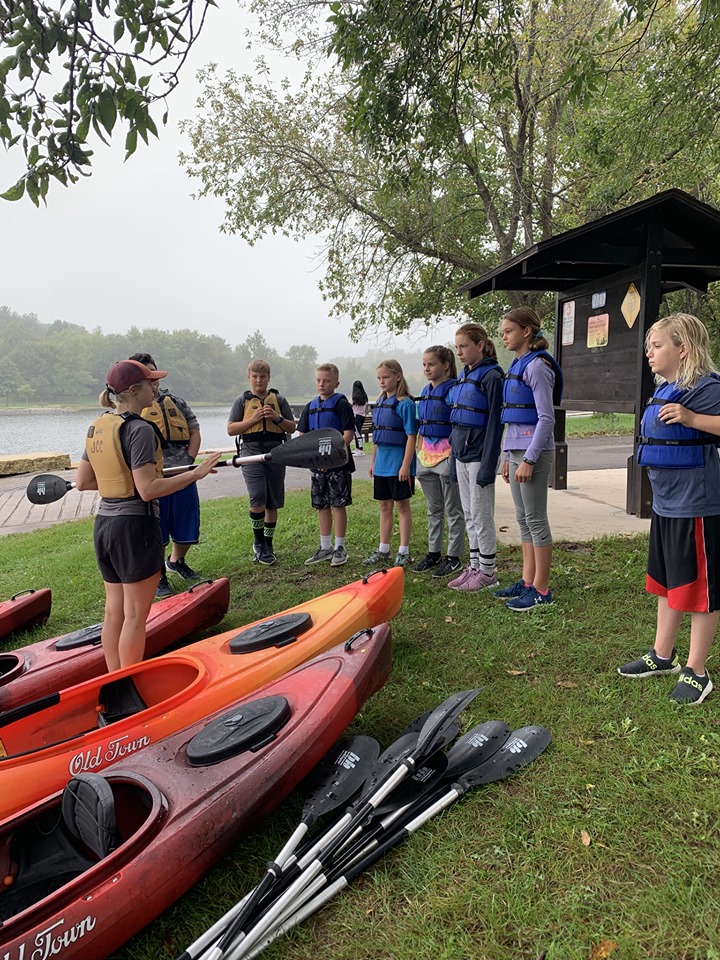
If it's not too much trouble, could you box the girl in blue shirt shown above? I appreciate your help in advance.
[363,359,418,568]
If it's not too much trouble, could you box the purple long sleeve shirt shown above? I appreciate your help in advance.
[502,354,556,461]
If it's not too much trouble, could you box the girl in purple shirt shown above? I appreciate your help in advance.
[496,307,562,611]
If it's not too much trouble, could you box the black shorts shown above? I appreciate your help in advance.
[647,512,720,612]
[94,514,165,584]
[311,469,352,509]
[373,475,415,502]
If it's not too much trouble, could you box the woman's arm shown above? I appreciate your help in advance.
[75,457,98,491]
[132,452,222,502]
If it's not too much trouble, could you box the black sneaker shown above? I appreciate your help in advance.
[166,557,201,581]
[258,544,276,566]
[617,647,681,678]
[412,553,441,572]
[432,556,462,579]
[155,574,173,599]
[669,667,713,705]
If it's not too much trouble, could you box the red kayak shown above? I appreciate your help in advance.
[0,623,392,960]
[0,589,52,642]
[0,579,231,713]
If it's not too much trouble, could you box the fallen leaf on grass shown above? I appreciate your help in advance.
[506,669,527,676]
[588,941,618,960]
[499,525,509,532]
[556,679,578,689]
[580,830,592,846]
[444,616,454,623]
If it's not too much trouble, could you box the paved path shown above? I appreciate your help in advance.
[0,439,648,543]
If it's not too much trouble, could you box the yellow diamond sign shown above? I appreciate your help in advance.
[621,283,641,329]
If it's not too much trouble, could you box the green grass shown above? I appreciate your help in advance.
[565,413,634,437]
[2,487,718,960]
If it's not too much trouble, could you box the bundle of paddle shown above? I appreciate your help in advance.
[178,689,551,960]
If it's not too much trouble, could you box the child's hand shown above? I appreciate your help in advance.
[514,461,534,483]
[399,466,410,482]
[658,402,693,426]
[501,461,510,484]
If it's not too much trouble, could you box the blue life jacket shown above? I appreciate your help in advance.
[418,379,455,438]
[501,350,564,425]
[307,393,346,432]
[450,362,502,429]
[372,395,407,446]
[637,376,720,469]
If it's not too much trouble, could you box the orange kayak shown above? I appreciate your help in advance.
[0,568,403,820]
[0,579,231,713]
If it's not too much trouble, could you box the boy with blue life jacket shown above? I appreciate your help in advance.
[413,345,466,579]
[298,364,356,567]
[446,324,504,593]
[495,307,563,611]
[618,313,720,705]
[363,359,418,568]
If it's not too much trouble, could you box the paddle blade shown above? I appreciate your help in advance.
[399,709,460,749]
[414,689,481,759]
[444,720,513,779]
[269,429,348,471]
[460,725,551,788]
[302,736,380,824]
[26,474,73,505]
[373,750,448,817]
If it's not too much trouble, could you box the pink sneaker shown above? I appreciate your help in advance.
[448,566,473,589]
[455,569,499,592]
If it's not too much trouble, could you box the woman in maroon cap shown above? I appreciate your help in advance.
[76,360,221,671]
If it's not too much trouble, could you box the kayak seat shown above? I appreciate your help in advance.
[62,773,119,859]
[97,675,148,726]
[0,773,118,923]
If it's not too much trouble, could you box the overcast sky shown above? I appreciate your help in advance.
[0,3,461,360]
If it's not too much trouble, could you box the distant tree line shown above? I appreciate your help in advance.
[0,306,451,406]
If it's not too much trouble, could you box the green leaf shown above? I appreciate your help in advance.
[0,178,25,202]
[113,19,125,43]
[97,89,117,135]
[124,126,137,159]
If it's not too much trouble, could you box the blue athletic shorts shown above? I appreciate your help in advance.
[159,485,200,545]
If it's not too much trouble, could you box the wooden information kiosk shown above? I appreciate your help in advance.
[461,189,720,518]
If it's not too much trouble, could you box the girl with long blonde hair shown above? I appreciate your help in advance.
[363,359,418,567]
[618,313,720,705]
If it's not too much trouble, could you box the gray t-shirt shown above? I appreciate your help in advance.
[82,416,160,517]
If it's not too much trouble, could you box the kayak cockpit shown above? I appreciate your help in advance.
[0,658,204,759]
[0,654,24,688]
[0,772,165,925]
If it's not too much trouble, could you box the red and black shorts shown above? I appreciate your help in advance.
[647,513,720,613]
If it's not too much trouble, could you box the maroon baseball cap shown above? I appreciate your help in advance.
[106,359,168,393]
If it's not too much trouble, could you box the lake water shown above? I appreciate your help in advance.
[0,406,244,459]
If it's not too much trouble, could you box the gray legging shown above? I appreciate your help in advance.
[416,456,466,557]
[507,448,554,545]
